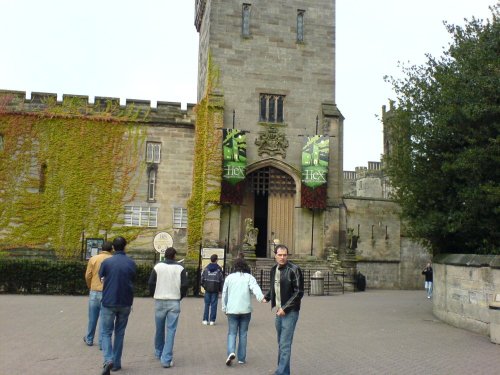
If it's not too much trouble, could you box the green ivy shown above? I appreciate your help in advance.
[0,96,147,257]
[186,54,224,259]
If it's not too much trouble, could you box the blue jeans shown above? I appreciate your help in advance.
[101,305,131,368]
[203,292,219,322]
[274,310,299,375]
[227,313,251,363]
[154,299,180,366]
[425,281,433,297]
[85,291,102,346]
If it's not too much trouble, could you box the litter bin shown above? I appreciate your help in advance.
[310,271,324,296]
[489,293,500,344]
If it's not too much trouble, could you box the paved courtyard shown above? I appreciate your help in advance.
[1,290,499,374]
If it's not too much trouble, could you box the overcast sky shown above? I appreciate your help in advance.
[0,0,495,170]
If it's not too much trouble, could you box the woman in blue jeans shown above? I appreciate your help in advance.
[221,258,264,366]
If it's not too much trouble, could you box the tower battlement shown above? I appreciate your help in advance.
[0,89,196,125]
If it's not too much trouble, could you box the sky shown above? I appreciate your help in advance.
[0,0,496,170]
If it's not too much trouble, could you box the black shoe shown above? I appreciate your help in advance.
[226,353,236,366]
[111,366,121,372]
[83,336,92,346]
[102,362,113,375]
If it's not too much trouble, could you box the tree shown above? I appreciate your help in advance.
[384,6,499,255]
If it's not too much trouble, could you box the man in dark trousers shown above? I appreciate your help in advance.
[263,244,304,375]
[201,253,224,325]
[148,247,188,368]
[99,236,136,375]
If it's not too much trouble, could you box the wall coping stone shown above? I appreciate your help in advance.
[434,253,500,268]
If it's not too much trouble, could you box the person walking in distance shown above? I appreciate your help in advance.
[221,258,264,366]
[148,247,188,368]
[422,262,433,299]
[83,241,113,348]
[263,244,304,375]
[99,236,137,375]
[201,253,224,325]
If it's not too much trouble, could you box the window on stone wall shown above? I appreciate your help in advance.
[124,206,158,227]
[259,94,285,123]
[173,207,188,229]
[146,142,161,163]
[147,166,157,202]
[39,163,47,193]
[242,3,251,37]
[0,134,4,152]
[297,10,305,42]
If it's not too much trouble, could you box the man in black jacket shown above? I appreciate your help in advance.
[201,254,224,325]
[263,244,304,375]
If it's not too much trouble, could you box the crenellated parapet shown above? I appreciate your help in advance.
[0,89,196,126]
[194,0,207,32]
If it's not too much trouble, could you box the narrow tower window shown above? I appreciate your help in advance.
[39,163,47,193]
[147,166,157,202]
[297,10,305,42]
[242,4,251,37]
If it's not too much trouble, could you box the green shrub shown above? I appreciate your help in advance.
[0,258,200,297]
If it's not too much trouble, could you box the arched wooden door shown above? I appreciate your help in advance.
[243,167,295,257]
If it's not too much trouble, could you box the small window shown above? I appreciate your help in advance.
[0,134,4,152]
[124,206,158,227]
[242,4,251,37]
[297,10,305,42]
[147,167,157,202]
[146,142,161,163]
[259,94,285,123]
[39,163,47,193]
[173,207,188,229]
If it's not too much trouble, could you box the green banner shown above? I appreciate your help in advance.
[301,135,329,188]
[222,129,247,185]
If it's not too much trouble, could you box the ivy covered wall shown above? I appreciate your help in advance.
[186,56,224,259]
[0,95,146,257]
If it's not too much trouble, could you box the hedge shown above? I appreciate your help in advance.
[0,258,200,297]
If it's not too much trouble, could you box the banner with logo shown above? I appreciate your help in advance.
[301,135,329,209]
[221,129,247,205]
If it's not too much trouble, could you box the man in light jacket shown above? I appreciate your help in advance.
[83,241,113,348]
[148,247,188,369]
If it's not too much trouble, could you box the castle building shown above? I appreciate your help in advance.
[0,1,429,288]
[194,0,344,258]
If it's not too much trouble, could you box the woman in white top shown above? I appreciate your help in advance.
[221,258,264,366]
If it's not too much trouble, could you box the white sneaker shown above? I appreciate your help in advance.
[202,320,208,325]
[209,321,215,326]
[238,361,245,364]
[226,353,236,366]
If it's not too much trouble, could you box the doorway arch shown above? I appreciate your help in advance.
[241,161,299,257]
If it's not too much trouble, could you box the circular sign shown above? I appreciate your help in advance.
[153,232,173,253]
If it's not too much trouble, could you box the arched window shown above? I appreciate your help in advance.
[297,10,305,42]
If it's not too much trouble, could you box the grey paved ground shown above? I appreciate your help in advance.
[1,290,499,375]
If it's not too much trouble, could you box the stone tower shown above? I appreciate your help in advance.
[194,0,344,258]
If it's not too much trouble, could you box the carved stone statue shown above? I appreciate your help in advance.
[243,218,259,247]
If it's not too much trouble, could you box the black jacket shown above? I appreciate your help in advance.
[422,267,433,282]
[201,263,224,293]
[265,261,304,313]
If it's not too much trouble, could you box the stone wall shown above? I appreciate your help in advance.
[433,254,500,336]
[344,197,430,289]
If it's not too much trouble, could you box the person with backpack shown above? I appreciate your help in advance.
[201,254,224,325]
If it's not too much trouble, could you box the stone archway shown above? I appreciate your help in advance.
[241,164,298,258]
